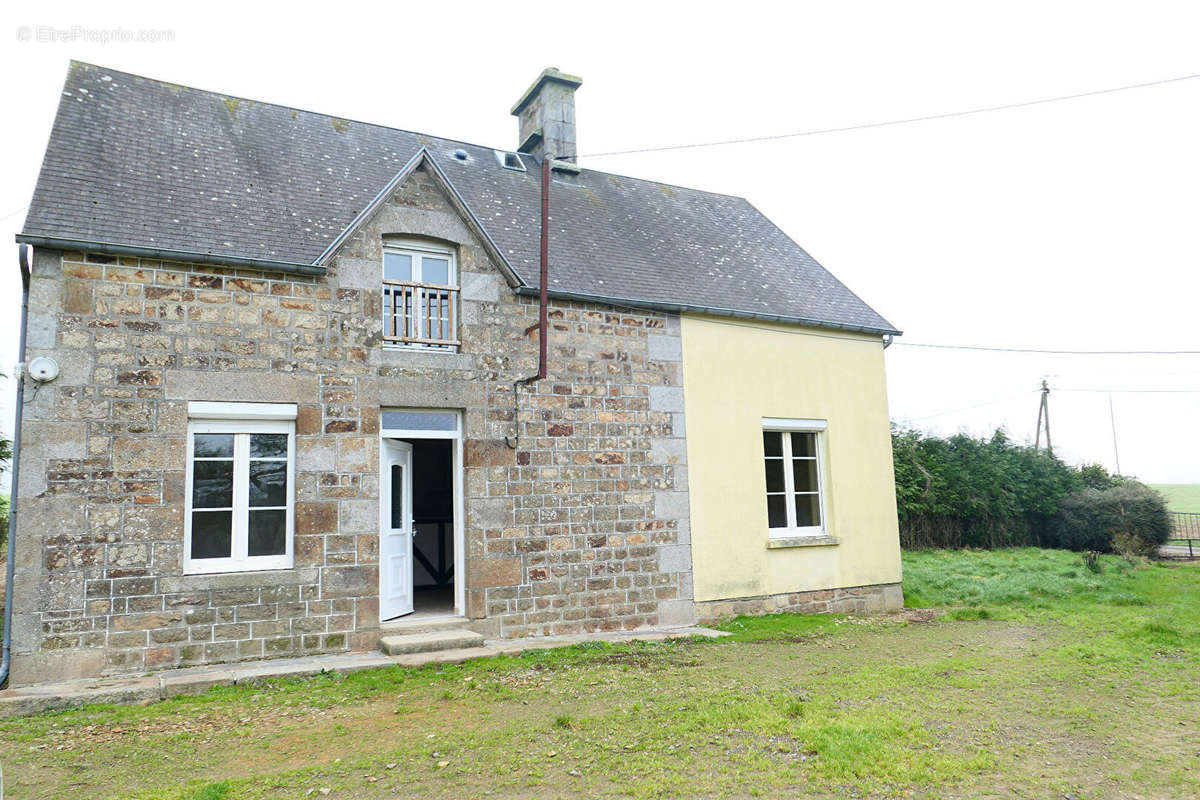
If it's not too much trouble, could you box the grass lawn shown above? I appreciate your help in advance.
[2,549,1198,799]
[1151,483,1200,513]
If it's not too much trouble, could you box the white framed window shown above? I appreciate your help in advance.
[762,418,828,538]
[184,402,296,574]
[382,240,459,349]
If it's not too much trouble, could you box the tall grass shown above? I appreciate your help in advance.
[901,547,1149,609]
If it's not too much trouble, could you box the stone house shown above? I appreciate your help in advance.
[4,63,903,686]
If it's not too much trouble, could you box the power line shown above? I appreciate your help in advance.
[894,342,1200,355]
[565,71,1200,160]
[903,390,1036,421]
[0,205,28,224]
[532,289,1199,358]
[902,385,1200,424]
[1057,387,1200,393]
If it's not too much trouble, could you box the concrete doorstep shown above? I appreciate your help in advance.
[0,625,728,719]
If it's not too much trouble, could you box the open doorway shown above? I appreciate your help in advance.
[379,409,463,622]
[408,439,454,615]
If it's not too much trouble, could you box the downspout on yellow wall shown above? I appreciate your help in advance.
[679,314,902,604]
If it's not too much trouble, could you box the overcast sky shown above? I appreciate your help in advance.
[2,1,1198,484]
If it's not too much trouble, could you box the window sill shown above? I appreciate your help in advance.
[161,567,316,593]
[382,343,459,352]
[766,535,840,550]
[379,347,473,370]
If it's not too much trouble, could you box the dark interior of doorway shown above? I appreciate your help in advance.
[405,438,454,615]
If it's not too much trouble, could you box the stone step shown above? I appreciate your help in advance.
[379,628,485,656]
[390,646,498,668]
[379,615,471,636]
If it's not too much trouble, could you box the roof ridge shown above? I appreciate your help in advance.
[65,61,751,205]
[65,60,515,160]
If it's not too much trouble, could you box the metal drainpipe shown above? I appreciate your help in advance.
[506,155,552,449]
[524,154,552,383]
[1,243,32,688]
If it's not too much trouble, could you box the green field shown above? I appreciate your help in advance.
[1151,483,1200,513]
[1,548,1198,799]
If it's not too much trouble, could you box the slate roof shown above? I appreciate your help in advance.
[21,62,899,335]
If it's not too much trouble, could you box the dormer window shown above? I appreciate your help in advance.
[382,241,459,349]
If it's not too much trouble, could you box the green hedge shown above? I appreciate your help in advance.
[892,427,1168,552]
[892,428,1079,549]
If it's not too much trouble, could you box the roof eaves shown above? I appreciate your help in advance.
[514,286,903,337]
[13,234,327,276]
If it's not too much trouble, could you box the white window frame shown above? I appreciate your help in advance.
[184,403,297,575]
[762,418,828,539]
[381,240,458,350]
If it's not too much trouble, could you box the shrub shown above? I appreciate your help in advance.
[1079,462,1124,490]
[1112,532,1153,560]
[1049,484,1171,553]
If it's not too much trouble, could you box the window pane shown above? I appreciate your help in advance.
[380,411,457,431]
[795,494,821,528]
[192,461,233,508]
[249,460,287,507]
[793,459,819,493]
[384,252,412,282]
[766,494,788,528]
[422,256,450,285]
[791,432,817,457]
[763,431,783,457]
[250,433,288,459]
[248,510,287,556]
[193,433,233,458]
[763,458,785,492]
[390,464,404,528]
[383,286,396,336]
[192,511,232,559]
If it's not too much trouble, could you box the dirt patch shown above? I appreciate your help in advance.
[588,651,700,668]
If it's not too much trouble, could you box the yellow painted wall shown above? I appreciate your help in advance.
[680,314,902,602]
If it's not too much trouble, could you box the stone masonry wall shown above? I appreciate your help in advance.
[8,162,693,684]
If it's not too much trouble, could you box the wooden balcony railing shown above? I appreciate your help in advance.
[382,280,460,347]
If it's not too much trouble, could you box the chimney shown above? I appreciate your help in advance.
[511,67,582,166]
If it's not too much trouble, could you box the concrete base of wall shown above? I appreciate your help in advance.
[694,582,903,624]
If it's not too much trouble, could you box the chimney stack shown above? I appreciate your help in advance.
[511,67,582,165]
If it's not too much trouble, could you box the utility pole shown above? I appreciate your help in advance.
[1108,392,1122,475]
[1034,379,1053,456]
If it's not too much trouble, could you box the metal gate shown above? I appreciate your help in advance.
[1164,512,1200,558]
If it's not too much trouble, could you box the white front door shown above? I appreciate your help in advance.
[380,439,414,620]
